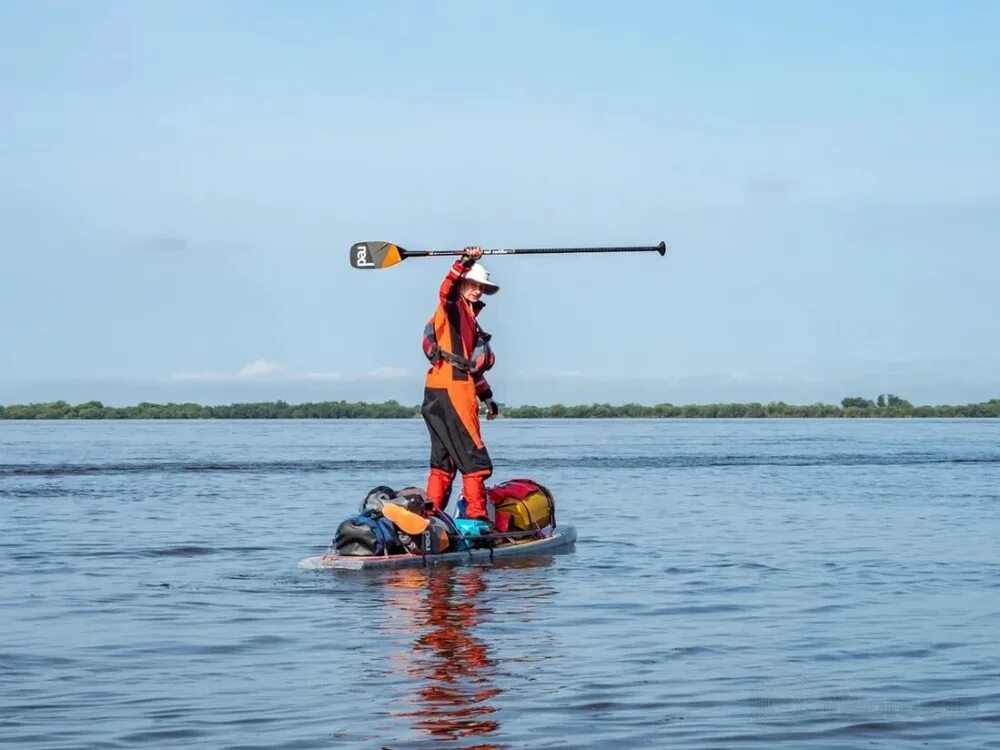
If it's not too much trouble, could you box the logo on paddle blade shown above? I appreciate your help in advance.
[355,246,375,267]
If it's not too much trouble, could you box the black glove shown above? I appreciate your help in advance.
[461,246,483,267]
[484,398,499,420]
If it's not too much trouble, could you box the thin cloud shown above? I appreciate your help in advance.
[743,177,795,202]
[365,366,409,379]
[238,360,283,378]
[147,236,188,253]
[302,372,345,382]
[171,360,407,382]
[172,370,231,382]
[514,369,588,378]
[173,359,287,382]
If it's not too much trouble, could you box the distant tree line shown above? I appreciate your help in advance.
[505,394,1000,418]
[2,395,999,419]
[0,400,416,420]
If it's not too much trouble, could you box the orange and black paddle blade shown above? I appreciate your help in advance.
[349,241,408,269]
[381,503,430,535]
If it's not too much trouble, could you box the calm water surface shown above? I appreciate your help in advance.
[2,419,999,749]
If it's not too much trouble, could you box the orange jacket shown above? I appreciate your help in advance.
[422,260,493,400]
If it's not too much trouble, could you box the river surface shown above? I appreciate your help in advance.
[2,418,999,749]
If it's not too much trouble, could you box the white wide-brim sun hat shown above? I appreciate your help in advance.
[464,262,500,294]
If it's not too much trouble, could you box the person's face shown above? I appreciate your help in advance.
[460,280,486,303]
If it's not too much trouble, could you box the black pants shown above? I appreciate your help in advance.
[422,387,493,514]
[421,387,493,475]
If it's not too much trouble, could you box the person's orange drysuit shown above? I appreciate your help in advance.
[421,258,496,518]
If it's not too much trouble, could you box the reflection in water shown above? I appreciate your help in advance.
[381,559,555,749]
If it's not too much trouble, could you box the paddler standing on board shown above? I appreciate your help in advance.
[421,246,500,524]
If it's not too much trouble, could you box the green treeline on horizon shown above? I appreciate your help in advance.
[2,394,1000,419]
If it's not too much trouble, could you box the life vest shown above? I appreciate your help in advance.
[422,316,495,377]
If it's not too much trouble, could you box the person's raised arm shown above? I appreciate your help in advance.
[438,246,482,303]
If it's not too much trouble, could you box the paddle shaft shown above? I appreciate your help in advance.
[403,242,665,259]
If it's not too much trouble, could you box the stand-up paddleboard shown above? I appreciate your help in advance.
[300,524,577,571]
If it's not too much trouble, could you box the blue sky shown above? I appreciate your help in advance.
[2,1,998,406]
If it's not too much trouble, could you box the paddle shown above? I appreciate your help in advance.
[349,241,666,269]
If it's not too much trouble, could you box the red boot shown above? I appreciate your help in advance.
[426,468,455,513]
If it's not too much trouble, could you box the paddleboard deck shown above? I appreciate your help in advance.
[299,524,577,571]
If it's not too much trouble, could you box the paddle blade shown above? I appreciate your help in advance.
[381,502,430,535]
[350,241,405,269]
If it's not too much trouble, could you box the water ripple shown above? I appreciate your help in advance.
[3,451,999,477]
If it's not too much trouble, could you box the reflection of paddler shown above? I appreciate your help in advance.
[384,567,501,746]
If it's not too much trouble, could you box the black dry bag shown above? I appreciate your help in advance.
[334,513,400,556]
